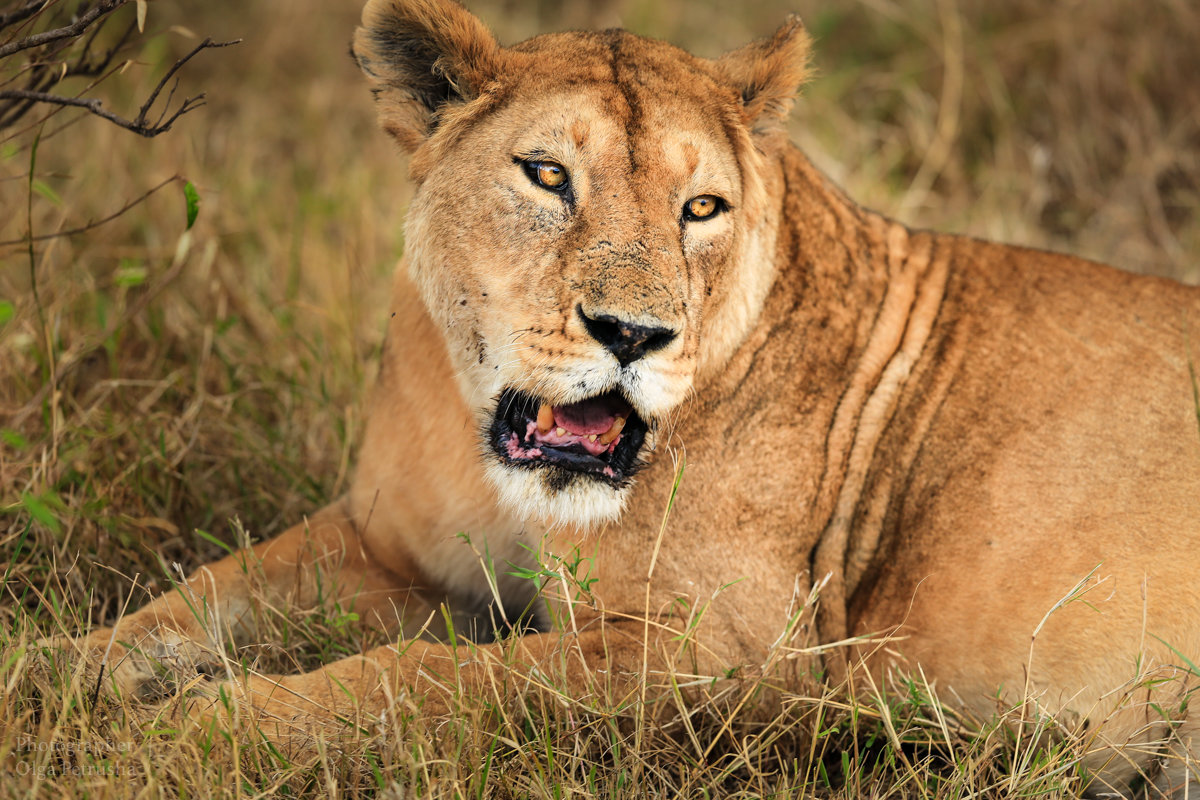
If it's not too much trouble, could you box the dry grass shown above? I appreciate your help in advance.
[2,0,1198,796]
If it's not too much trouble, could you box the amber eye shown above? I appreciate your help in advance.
[683,195,724,222]
[523,160,569,192]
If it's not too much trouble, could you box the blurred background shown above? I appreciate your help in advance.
[2,0,1198,624]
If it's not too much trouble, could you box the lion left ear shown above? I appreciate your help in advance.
[353,0,504,152]
[714,17,812,137]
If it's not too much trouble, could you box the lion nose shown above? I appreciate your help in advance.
[577,305,678,366]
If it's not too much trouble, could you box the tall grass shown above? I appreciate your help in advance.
[2,0,1198,796]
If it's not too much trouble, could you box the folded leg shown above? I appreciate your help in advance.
[58,500,419,699]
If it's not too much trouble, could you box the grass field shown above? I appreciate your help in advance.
[2,0,1199,796]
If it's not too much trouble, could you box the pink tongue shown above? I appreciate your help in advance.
[553,398,623,435]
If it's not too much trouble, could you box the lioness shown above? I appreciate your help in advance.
[64,0,1200,794]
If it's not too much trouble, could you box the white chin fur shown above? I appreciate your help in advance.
[484,461,627,529]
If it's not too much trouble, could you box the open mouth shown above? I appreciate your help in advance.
[489,388,649,483]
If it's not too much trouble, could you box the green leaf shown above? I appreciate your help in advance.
[0,300,13,325]
[32,179,61,205]
[1152,633,1200,678]
[194,528,233,555]
[114,262,147,287]
[1189,350,1200,442]
[0,644,26,676]
[21,492,61,535]
[1,429,28,449]
[183,181,200,229]
[141,728,181,739]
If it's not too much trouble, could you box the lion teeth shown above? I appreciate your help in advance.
[556,427,566,437]
[588,434,597,442]
[536,403,554,434]
[597,415,626,446]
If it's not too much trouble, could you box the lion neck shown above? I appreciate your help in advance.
[683,142,951,641]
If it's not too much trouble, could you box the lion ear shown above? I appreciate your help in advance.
[353,0,503,152]
[714,17,812,137]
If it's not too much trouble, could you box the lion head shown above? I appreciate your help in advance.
[354,0,810,527]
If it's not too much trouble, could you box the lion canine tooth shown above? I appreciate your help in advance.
[536,403,554,433]
[597,415,626,446]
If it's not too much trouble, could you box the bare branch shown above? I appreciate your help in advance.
[0,86,204,135]
[132,38,239,129]
[0,0,126,60]
[0,56,130,137]
[0,38,240,137]
[0,0,49,31]
[0,20,134,130]
[69,17,135,81]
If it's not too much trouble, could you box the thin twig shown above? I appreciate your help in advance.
[0,39,240,137]
[0,173,182,247]
[0,0,49,31]
[0,86,204,135]
[3,55,138,138]
[134,38,238,127]
[0,0,125,60]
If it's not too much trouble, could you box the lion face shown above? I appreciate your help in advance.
[405,63,740,525]
[356,1,809,527]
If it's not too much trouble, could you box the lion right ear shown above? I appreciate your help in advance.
[353,0,502,152]
[714,17,812,139]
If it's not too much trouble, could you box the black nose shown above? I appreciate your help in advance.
[577,305,678,365]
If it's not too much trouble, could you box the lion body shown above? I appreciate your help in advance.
[354,140,1200,785]
[70,1,1200,794]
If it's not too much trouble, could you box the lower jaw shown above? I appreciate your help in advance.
[504,432,624,479]
[484,460,629,527]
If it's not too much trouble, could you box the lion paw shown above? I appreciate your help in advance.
[184,673,347,752]
[37,625,222,703]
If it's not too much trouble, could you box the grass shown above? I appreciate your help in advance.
[2,0,1198,796]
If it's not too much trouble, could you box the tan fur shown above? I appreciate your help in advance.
[65,1,1200,794]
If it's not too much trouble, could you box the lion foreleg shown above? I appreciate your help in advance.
[57,500,415,701]
[193,622,675,748]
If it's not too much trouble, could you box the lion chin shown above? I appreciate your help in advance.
[484,461,628,529]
